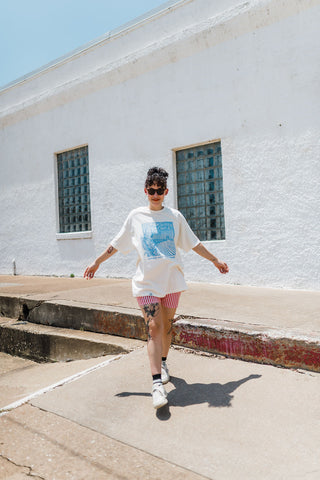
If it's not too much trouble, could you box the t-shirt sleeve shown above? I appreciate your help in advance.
[177,212,200,252]
[110,214,134,255]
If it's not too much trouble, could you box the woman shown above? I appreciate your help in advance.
[84,167,229,409]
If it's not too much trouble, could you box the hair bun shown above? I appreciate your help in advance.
[147,167,168,178]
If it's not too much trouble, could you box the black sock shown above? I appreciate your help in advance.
[162,357,167,362]
[152,373,161,383]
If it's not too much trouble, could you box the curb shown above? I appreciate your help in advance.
[174,317,320,373]
[0,318,130,363]
[0,294,319,372]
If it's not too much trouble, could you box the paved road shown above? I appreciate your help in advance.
[1,343,319,480]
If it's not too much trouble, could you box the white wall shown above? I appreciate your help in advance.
[1,0,319,290]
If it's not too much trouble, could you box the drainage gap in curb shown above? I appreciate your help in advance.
[19,301,45,322]
[21,303,30,321]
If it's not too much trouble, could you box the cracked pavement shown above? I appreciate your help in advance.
[0,455,44,480]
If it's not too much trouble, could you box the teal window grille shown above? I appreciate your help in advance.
[176,141,225,241]
[57,146,91,233]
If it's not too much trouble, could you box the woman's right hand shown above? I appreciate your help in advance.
[83,262,99,280]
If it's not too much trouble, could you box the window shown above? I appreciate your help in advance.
[175,141,225,241]
[57,145,91,233]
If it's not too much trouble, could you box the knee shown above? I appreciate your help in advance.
[147,318,162,339]
[142,303,162,340]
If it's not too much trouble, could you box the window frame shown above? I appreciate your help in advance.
[172,138,226,242]
[54,144,93,240]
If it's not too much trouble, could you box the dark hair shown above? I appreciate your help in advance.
[145,167,169,189]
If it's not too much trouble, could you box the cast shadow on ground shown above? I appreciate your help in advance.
[115,374,262,420]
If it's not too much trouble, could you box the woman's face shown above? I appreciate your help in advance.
[144,183,168,210]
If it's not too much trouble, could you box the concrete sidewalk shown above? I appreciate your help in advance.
[0,348,319,480]
[0,276,320,479]
[0,275,320,371]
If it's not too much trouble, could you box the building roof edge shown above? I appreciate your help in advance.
[0,0,188,93]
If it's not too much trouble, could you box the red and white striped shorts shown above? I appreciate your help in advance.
[137,292,181,309]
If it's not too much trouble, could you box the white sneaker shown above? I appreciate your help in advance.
[161,362,170,384]
[152,383,168,409]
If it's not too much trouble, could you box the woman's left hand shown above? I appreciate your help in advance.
[213,260,229,274]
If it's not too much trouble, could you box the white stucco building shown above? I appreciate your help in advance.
[1,0,319,290]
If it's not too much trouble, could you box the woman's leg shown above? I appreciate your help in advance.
[161,305,177,359]
[138,297,169,408]
[161,292,181,358]
[140,302,163,375]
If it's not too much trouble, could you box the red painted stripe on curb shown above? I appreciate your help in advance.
[173,323,320,372]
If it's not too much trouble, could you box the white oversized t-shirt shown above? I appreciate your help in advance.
[110,206,200,297]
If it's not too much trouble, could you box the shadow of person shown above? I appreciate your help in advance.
[156,403,171,421]
[115,391,171,420]
[115,374,262,410]
[168,374,262,408]
[116,392,151,398]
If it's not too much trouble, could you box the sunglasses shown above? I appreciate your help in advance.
[147,187,166,196]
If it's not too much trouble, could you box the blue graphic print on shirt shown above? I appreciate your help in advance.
[141,222,176,259]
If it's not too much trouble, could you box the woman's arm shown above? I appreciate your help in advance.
[83,245,118,279]
[192,243,229,274]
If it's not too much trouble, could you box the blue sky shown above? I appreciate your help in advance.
[0,0,169,88]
